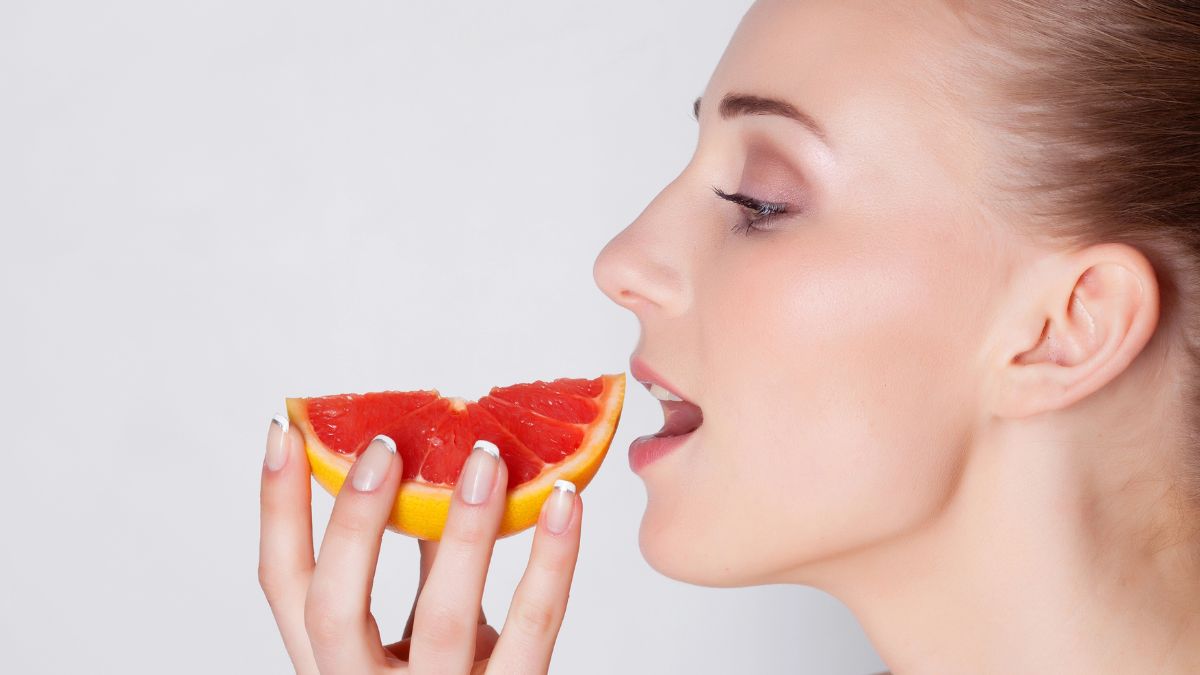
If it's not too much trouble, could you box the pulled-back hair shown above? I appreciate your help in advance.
[953,1,1200,501]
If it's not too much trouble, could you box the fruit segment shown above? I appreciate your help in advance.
[306,391,440,459]
[466,403,543,488]
[476,395,584,463]
[542,377,603,398]
[490,381,599,424]
[384,398,473,484]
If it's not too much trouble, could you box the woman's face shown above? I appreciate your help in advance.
[594,0,1015,586]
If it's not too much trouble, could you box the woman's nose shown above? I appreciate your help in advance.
[592,212,690,318]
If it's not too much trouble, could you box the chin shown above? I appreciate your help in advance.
[635,488,889,590]
[636,503,774,588]
[637,518,726,587]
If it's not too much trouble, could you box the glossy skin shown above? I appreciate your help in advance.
[594,1,1200,673]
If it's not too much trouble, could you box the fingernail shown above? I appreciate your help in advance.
[460,440,500,505]
[265,414,289,472]
[351,434,396,492]
[544,479,576,534]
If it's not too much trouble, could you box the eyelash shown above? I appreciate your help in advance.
[712,186,791,235]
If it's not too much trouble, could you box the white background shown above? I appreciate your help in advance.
[0,1,885,672]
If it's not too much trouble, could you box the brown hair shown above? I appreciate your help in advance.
[952,1,1200,502]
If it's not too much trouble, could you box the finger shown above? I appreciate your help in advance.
[409,441,508,673]
[488,480,582,674]
[304,435,402,673]
[384,623,499,663]
[403,540,488,640]
[402,539,438,640]
[258,413,320,675]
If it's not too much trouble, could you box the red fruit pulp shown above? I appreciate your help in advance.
[300,377,606,490]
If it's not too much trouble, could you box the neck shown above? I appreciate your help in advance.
[801,397,1200,674]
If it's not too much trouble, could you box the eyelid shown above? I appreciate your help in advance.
[712,185,794,236]
[711,187,789,214]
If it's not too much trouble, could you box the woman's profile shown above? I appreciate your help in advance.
[259,1,1200,672]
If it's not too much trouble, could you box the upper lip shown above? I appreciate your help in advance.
[629,355,694,404]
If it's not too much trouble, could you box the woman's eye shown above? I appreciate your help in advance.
[712,186,790,235]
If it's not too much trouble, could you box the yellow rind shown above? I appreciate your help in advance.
[286,373,625,540]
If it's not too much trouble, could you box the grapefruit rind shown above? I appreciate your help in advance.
[285,373,625,540]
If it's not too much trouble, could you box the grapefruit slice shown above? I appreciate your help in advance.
[285,373,625,540]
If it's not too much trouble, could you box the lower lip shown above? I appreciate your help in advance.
[628,430,696,474]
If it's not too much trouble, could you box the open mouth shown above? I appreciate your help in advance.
[651,397,703,437]
[631,359,704,438]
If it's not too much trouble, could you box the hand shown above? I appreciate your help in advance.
[259,416,583,674]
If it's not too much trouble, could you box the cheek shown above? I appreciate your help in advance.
[646,223,985,583]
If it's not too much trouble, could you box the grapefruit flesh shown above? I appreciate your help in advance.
[285,373,625,540]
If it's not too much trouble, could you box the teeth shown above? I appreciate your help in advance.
[648,382,683,402]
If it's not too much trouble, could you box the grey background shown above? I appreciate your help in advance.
[0,1,885,672]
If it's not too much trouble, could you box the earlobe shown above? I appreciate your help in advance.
[995,245,1159,419]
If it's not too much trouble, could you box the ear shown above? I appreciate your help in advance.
[994,243,1161,419]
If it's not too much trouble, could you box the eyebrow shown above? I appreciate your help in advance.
[693,94,829,145]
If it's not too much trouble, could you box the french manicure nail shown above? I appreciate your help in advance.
[545,479,576,534]
[460,440,500,505]
[352,435,396,492]
[265,414,289,472]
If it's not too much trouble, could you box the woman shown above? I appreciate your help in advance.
[258,1,1200,672]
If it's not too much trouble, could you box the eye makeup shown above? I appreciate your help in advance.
[712,187,791,235]
[714,141,811,235]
